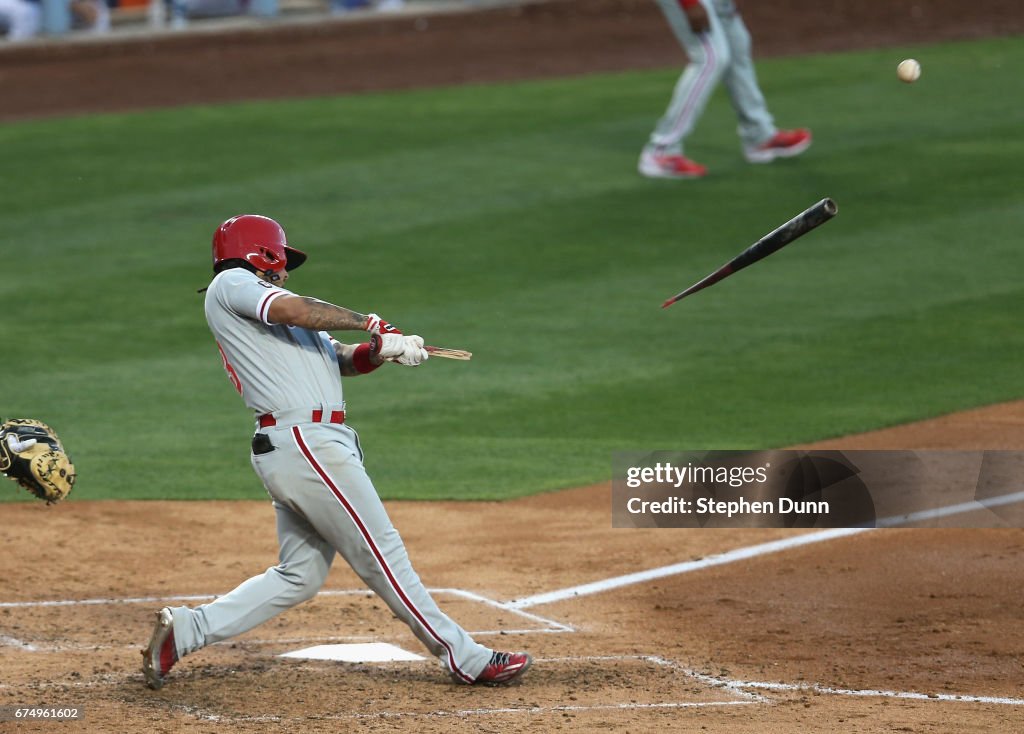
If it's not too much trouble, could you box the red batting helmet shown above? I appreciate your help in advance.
[211,215,307,275]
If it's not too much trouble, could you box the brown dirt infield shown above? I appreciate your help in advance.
[3,2,1023,731]
[2,401,1023,732]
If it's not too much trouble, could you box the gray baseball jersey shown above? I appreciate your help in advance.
[203,268,342,415]
[166,266,492,683]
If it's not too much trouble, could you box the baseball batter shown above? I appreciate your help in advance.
[141,214,531,688]
[639,0,812,178]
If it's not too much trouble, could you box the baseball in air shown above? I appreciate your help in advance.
[897,59,921,83]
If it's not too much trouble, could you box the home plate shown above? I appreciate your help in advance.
[278,643,426,663]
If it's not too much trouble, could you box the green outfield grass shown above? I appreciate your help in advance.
[2,36,1022,501]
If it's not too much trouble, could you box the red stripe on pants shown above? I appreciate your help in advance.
[291,426,474,683]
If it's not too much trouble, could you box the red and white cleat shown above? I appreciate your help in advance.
[464,651,533,685]
[141,607,178,690]
[744,128,813,163]
[638,150,708,179]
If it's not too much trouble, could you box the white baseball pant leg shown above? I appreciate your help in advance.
[647,0,731,155]
[169,500,335,654]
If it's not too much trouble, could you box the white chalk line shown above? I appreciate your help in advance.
[732,680,1024,706]
[439,587,575,632]
[508,527,871,609]
[507,490,1024,612]
[0,592,218,609]
[640,656,1024,707]
[555,655,766,703]
[0,634,40,651]
[873,489,1024,527]
[642,655,768,702]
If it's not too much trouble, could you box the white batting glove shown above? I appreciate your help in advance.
[6,434,37,453]
[396,335,429,367]
[370,332,407,361]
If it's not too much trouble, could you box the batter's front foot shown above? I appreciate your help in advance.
[454,651,533,686]
[141,607,178,690]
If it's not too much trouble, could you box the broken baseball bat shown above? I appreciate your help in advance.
[661,198,838,309]
[424,345,472,361]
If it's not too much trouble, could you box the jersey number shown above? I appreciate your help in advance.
[217,343,243,396]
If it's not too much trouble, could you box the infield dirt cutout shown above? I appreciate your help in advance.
[2,401,1023,732]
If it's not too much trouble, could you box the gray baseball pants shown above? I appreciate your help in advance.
[167,411,491,682]
[648,0,776,153]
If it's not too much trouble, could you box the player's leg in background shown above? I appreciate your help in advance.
[639,0,730,177]
[645,0,731,155]
[168,501,335,657]
[288,423,492,683]
[0,0,42,41]
[716,3,776,149]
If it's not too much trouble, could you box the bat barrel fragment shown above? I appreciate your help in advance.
[662,197,838,309]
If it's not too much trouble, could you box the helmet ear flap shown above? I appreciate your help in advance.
[256,246,284,272]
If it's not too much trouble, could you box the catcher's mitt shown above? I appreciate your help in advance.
[0,419,76,504]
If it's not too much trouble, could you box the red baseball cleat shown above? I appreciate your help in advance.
[638,150,708,179]
[141,608,178,690]
[462,651,533,685]
[744,128,813,163]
